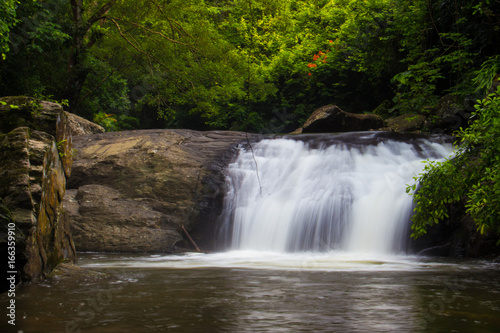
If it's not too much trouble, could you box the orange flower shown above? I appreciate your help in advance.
[328,40,333,44]
[308,72,312,76]
[307,63,317,68]
[313,54,320,61]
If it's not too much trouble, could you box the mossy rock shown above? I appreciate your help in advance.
[0,96,63,136]
[384,114,427,132]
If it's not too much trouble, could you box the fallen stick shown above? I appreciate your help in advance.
[181,225,202,252]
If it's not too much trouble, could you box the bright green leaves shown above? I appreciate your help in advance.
[409,58,500,241]
[407,158,462,238]
[93,111,138,132]
[473,56,500,95]
[391,58,444,114]
[0,0,20,59]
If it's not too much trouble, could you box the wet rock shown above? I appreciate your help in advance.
[293,105,383,134]
[65,185,181,252]
[65,129,257,253]
[46,262,108,281]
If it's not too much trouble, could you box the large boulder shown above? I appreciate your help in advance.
[293,105,384,134]
[0,97,77,288]
[65,129,257,253]
[64,185,180,252]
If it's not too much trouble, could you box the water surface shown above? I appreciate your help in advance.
[2,252,499,332]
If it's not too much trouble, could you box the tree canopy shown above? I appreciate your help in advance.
[1,0,498,131]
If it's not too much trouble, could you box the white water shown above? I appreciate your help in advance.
[218,132,454,255]
[80,251,459,272]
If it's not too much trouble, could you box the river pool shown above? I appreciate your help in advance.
[2,251,499,332]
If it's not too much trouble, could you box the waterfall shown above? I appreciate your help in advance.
[218,132,454,255]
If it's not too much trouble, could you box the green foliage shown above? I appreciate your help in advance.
[0,0,73,99]
[93,111,139,132]
[473,55,500,95]
[93,112,118,132]
[391,0,499,114]
[33,93,69,107]
[391,58,444,114]
[0,0,499,132]
[0,0,20,59]
[77,56,131,119]
[56,139,76,158]
[408,57,500,241]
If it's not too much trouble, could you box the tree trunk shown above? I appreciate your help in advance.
[65,0,118,113]
[65,0,85,111]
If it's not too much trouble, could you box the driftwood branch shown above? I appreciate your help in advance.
[181,225,202,252]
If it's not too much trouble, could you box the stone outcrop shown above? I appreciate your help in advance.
[65,112,105,136]
[0,97,77,287]
[383,114,427,132]
[64,129,257,253]
[293,105,383,134]
[424,94,474,134]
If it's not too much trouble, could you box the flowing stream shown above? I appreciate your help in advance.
[2,132,500,333]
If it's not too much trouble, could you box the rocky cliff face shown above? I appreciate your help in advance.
[64,130,257,253]
[0,97,87,286]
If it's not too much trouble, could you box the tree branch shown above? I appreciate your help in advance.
[109,16,188,46]
[85,0,119,32]
[80,65,131,102]
[108,18,195,91]
[109,18,163,65]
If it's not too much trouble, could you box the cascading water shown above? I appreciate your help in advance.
[218,132,454,255]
